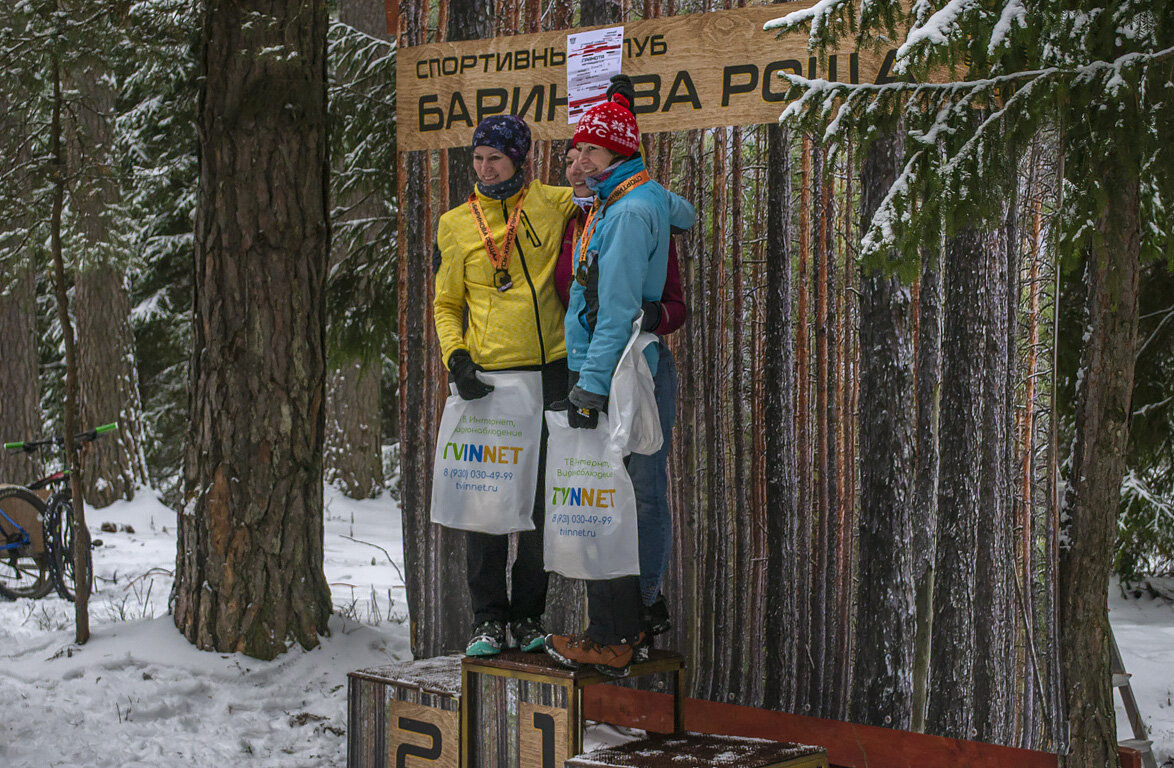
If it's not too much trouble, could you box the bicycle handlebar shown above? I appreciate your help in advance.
[4,422,118,453]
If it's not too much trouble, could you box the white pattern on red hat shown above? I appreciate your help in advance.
[573,94,640,157]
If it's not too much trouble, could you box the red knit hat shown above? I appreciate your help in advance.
[572,94,640,158]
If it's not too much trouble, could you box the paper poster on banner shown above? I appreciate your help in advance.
[566,26,624,124]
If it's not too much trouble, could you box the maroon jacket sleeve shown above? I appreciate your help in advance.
[653,237,687,335]
[554,212,582,308]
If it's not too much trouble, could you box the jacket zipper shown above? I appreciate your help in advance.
[504,199,547,366]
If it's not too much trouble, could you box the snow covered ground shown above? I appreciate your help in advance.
[1113,580,1174,765]
[1,486,1171,767]
[0,487,410,767]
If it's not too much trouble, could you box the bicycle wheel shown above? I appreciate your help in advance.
[45,494,91,602]
[0,486,55,600]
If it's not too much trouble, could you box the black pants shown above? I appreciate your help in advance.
[466,359,568,625]
[586,576,643,645]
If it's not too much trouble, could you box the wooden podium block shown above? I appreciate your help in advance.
[564,733,829,768]
[348,656,463,768]
[461,649,686,768]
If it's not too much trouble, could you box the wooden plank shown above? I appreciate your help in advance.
[396,2,909,150]
[1118,746,1143,768]
[582,686,1060,768]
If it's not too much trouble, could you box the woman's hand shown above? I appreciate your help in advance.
[448,350,495,400]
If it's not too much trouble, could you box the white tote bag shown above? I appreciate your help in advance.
[543,410,640,579]
[608,316,663,457]
[430,371,543,534]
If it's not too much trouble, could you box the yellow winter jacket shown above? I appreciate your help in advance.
[434,180,576,370]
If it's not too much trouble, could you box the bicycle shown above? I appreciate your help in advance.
[0,423,115,601]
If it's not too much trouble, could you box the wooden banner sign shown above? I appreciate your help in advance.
[395,2,907,151]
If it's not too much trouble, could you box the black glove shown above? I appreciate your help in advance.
[607,74,637,112]
[549,397,596,428]
[567,385,608,430]
[640,301,662,332]
[567,403,599,429]
[448,350,494,400]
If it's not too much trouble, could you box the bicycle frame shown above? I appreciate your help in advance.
[0,505,32,553]
[3,422,115,601]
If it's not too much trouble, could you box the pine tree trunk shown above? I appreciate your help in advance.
[325,359,383,498]
[174,0,333,660]
[850,128,916,729]
[911,243,942,732]
[51,53,91,645]
[396,0,472,657]
[340,0,387,33]
[974,205,1013,745]
[762,124,797,713]
[0,91,41,485]
[1058,175,1139,768]
[926,225,996,739]
[325,0,389,501]
[708,127,731,698]
[809,142,828,713]
[0,256,40,485]
[730,124,752,702]
[794,136,813,712]
[64,22,149,506]
[74,266,148,504]
[823,163,844,720]
[581,0,622,24]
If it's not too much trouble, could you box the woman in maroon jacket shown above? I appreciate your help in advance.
[554,132,685,655]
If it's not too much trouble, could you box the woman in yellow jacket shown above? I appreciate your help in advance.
[434,115,576,656]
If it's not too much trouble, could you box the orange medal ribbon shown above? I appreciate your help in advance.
[467,185,529,292]
[575,170,650,286]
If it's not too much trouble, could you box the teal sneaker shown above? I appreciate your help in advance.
[466,620,505,656]
[511,617,546,653]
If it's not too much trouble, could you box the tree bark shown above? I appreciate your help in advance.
[762,124,797,713]
[911,243,942,732]
[926,225,995,739]
[63,7,149,506]
[51,51,92,645]
[174,0,333,659]
[580,0,622,24]
[794,135,813,713]
[325,0,391,501]
[397,0,473,658]
[974,204,1014,745]
[850,128,916,730]
[340,0,387,34]
[0,93,41,486]
[0,256,40,485]
[1058,176,1139,768]
[325,359,383,498]
[809,142,828,713]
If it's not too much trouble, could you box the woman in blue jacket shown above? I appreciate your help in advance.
[544,91,695,678]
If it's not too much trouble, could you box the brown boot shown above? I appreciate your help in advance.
[544,632,645,678]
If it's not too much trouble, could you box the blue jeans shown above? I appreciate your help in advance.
[627,342,677,606]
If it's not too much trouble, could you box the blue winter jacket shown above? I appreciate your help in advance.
[566,154,696,398]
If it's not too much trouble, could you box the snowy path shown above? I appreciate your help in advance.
[1,488,1171,766]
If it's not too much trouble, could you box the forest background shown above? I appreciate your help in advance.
[0,0,1172,766]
